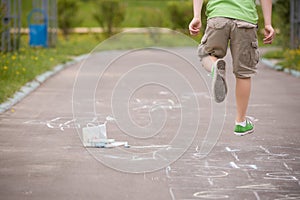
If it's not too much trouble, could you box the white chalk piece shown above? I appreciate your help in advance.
[87,141,129,148]
[101,142,129,148]
[82,123,107,147]
[82,123,129,148]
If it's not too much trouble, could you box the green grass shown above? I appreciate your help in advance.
[76,1,171,27]
[0,34,102,103]
[122,1,170,27]
[262,48,300,71]
[281,48,300,71]
[262,50,285,59]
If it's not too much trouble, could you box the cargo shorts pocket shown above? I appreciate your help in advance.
[207,18,227,29]
[198,34,208,58]
[240,41,259,68]
[251,41,260,66]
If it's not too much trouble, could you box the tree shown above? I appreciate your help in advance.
[93,0,126,37]
[167,0,207,35]
[57,0,81,40]
[273,0,290,47]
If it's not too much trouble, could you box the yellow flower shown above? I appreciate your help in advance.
[11,55,17,60]
[3,66,8,70]
[16,71,20,75]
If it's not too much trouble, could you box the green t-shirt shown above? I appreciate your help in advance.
[206,0,258,24]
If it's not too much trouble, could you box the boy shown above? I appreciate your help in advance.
[189,0,275,136]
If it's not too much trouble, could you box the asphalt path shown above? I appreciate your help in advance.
[0,47,299,200]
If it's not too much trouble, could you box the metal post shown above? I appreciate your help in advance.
[50,0,57,47]
[43,0,48,47]
[5,0,11,51]
[296,0,300,48]
[17,0,21,50]
[13,0,16,50]
[1,0,4,51]
[290,0,295,49]
[290,0,300,49]
[1,0,21,52]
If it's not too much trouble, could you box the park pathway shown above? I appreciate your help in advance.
[0,47,299,200]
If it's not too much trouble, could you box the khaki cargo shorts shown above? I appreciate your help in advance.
[198,17,259,79]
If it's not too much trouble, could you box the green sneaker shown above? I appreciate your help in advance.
[234,118,254,136]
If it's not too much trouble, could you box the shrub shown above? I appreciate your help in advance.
[256,5,265,42]
[139,7,164,27]
[57,0,81,40]
[272,0,290,48]
[93,0,126,37]
[167,1,192,32]
[0,2,5,49]
[263,50,285,59]
[262,49,300,72]
[138,7,165,43]
[282,48,300,71]
[167,0,207,34]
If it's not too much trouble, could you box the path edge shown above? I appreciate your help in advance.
[0,54,89,114]
[261,58,300,78]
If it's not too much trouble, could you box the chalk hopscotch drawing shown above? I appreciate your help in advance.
[236,183,277,190]
[165,145,300,200]
[264,172,298,181]
[193,191,229,199]
[23,116,114,131]
[131,98,181,112]
[22,113,300,199]
[258,146,300,162]
[23,117,79,131]
[226,146,240,161]
[169,188,176,200]
[274,194,300,200]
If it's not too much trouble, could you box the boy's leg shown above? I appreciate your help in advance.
[198,18,230,102]
[235,78,251,122]
[201,55,227,103]
[230,20,259,135]
[198,18,231,72]
[201,56,217,72]
[234,77,254,136]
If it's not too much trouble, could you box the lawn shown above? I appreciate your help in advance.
[262,48,300,71]
[0,34,102,103]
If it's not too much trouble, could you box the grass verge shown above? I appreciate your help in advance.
[0,34,102,103]
[262,48,300,71]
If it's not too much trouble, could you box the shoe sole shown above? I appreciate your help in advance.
[234,128,254,136]
[212,60,227,103]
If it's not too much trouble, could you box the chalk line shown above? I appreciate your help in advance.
[229,162,240,169]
